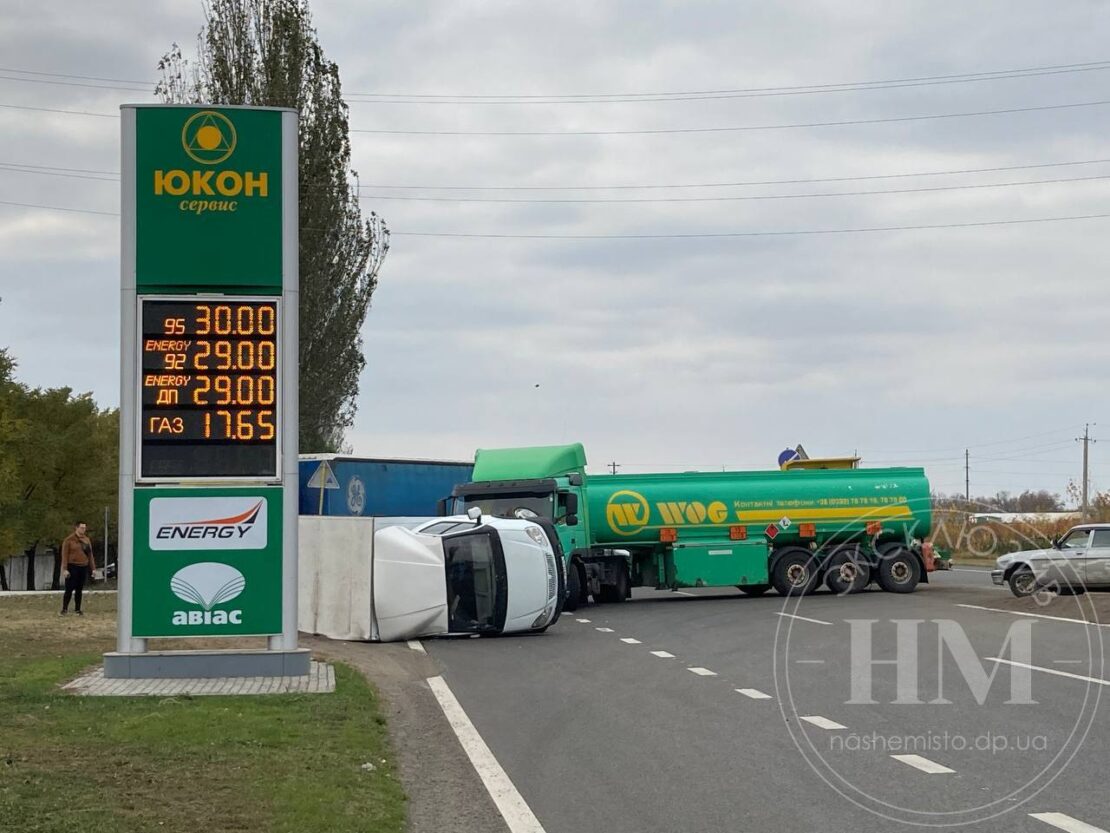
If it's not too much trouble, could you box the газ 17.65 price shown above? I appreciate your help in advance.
[139,298,280,480]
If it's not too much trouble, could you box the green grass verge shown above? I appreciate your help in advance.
[0,595,406,833]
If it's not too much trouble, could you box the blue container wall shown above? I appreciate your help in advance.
[298,458,474,517]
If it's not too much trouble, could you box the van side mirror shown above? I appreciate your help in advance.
[565,493,579,515]
[467,506,482,522]
[566,514,579,527]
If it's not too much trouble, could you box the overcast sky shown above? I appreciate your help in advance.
[1,0,1108,501]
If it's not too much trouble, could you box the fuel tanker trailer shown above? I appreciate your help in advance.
[445,444,940,609]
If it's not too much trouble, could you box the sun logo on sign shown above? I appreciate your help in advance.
[181,110,237,165]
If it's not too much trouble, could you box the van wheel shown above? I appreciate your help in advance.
[876,548,920,593]
[825,549,871,595]
[738,584,771,596]
[771,549,819,596]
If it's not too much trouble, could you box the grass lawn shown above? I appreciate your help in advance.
[0,595,406,833]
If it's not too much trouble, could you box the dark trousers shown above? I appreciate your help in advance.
[63,564,88,612]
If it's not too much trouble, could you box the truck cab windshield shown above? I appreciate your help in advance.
[444,531,506,633]
[459,492,553,521]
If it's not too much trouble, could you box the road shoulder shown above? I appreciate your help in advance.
[304,635,512,833]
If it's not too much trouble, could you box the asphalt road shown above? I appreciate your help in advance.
[422,567,1110,833]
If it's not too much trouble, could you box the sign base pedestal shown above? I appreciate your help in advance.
[103,648,310,679]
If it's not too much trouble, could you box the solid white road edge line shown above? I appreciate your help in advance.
[775,612,833,626]
[956,603,1110,629]
[800,715,848,730]
[890,754,955,774]
[406,640,426,654]
[675,591,696,596]
[688,667,717,676]
[987,658,1110,687]
[620,638,642,644]
[1030,812,1110,833]
[650,650,675,658]
[736,688,773,700]
[426,676,547,833]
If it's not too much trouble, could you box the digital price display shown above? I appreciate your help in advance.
[139,299,280,479]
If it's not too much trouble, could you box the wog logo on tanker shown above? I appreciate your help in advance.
[152,110,269,216]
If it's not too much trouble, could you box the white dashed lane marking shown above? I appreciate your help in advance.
[987,658,1110,687]
[575,618,591,623]
[800,715,847,730]
[735,688,772,700]
[406,640,426,654]
[620,638,642,644]
[595,627,614,633]
[674,590,696,596]
[687,667,717,676]
[650,651,675,658]
[775,612,833,626]
[890,754,955,774]
[956,603,1110,629]
[1030,812,1109,833]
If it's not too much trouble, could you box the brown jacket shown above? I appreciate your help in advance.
[61,533,95,571]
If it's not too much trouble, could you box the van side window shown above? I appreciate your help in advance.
[1091,530,1110,548]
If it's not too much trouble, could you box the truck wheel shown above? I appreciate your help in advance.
[599,565,630,603]
[876,548,920,593]
[738,584,771,596]
[1007,566,1036,597]
[771,549,819,596]
[824,550,870,595]
[564,561,582,612]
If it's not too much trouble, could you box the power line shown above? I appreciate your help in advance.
[356,173,1110,204]
[390,212,1110,239]
[9,156,1110,192]
[5,58,1110,103]
[6,200,1110,240]
[342,63,1110,104]
[350,99,1110,136]
[0,73,150,93]
[7,94,1110,139]
[9,162,1109,204]
[859,425,1082,455]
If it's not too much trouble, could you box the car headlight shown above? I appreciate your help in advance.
[525,525,548,546]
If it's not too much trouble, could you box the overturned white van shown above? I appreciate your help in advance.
[299,513,565,642]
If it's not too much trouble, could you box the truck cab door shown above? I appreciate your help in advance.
[555,490,584,553]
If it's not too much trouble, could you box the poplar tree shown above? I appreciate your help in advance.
[157,0,390,452]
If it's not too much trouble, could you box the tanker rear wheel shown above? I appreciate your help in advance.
[876,547,921,593]
[771,548,819,596]
[824,549,871,595]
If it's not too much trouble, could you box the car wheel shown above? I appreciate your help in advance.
[1008,566,1036,597]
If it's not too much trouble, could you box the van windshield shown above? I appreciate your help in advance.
[459,492,553,520]
[444,531,506,633]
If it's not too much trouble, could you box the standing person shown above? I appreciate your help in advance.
[60,521,96,616]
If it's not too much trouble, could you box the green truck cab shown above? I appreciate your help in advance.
[446,443,941,610]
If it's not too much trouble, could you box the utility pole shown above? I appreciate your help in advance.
[608,461,620,475]
[965,449,970,503]
[1076,424,1096,520]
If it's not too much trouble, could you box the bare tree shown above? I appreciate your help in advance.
[158,0,390,451]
